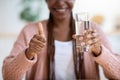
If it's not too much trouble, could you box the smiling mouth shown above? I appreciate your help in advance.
[54,8,68,13]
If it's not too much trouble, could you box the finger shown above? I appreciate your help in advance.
[30,44,44,53]
[78,36,84,41]
[90,42,101,54]
[32,44,44,51]
[72,34,76,39]
[83,29,93,35]
[89,30,94,34]
[87,38,100,45]
[87,29,96,34]
[72,34,84,41]
[88,28,93,32]
[80,42,85,46]
[86,33,98,39]
[31,38,46,47]
[38,23,44,36]
[30,47,41,54]
[34,34,46,43]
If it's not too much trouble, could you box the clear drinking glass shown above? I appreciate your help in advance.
[75,12,90,53]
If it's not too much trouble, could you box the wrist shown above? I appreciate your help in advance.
[25,48,34,60]
[92,46,102,57]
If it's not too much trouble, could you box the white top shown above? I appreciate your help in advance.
[54,40,76,80]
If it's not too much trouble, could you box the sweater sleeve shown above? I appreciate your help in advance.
[90,23,120,79]
[2,25,37,80]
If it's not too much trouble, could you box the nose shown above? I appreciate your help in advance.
[55,0,65,6]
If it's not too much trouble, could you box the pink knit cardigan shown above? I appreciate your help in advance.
[2,21,120,80]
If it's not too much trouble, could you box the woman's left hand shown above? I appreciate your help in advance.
[72,29,102,56]
[84,29,102,56]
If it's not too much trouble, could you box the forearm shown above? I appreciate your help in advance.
[2,50,37,80]
[91,45,120,79]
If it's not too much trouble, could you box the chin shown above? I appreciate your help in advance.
[54,15,69,20]
[51,10,71,20]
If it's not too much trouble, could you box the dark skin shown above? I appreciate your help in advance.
[53,16,72,41]
[47,0,75,41]
[25,23,46,59]
[25,0,101,59]
[25,0,74,59]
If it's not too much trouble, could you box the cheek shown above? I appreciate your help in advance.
[67,1,75,10]
[46,1,75,11]
[46,2,54,10]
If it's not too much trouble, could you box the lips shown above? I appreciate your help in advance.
[55,8,66,12]
[54,8,68,13]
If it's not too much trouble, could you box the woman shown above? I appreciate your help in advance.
[2,0,120,80]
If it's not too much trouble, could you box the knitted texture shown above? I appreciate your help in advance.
[2,21,120,80]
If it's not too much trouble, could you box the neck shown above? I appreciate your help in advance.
[52,14,73,41]
[53,15,71,29]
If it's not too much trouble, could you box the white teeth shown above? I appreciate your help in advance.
[55,9,66,12]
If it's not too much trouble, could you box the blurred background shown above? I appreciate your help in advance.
[0,0,120,80]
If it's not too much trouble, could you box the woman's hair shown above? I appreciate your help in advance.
[47,13,55,79]
[47,12,85,80]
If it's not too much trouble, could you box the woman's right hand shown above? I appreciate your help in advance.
[25,23,46,60]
